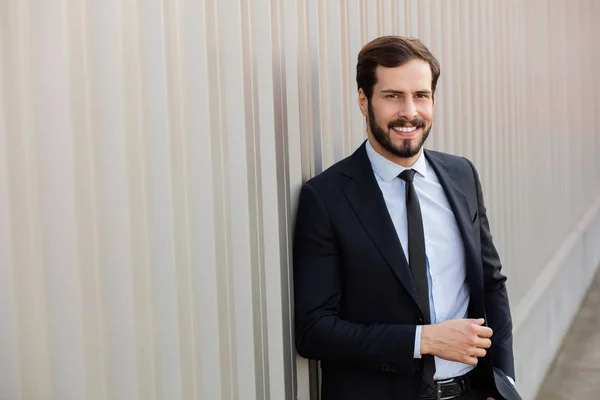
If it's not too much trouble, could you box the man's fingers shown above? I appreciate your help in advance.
[472,347,487,358]
[474,325,493,338]
[463,355,479,365]
[467,318,485,325]
[476,337,492,349]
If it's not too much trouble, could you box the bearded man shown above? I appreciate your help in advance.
[293,36,521,400]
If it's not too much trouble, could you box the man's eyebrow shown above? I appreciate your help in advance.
[380,89,405,94]
[379,89,432,94]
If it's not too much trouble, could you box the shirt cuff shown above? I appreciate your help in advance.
[414,325,422,358]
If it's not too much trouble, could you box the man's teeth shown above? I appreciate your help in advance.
[393,126,417,133]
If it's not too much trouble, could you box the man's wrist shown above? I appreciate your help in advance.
[420,325,430,355]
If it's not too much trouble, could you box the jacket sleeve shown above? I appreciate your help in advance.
[293,182,419,376]
[466,159,516,381]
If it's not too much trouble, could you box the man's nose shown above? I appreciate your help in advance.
[399,100,418,120]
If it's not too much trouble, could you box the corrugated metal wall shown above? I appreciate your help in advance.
[1,0,599,399]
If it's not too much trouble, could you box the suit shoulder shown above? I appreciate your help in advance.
[304,154,353,192]
[426,149,477,175]
[426,149,470,164]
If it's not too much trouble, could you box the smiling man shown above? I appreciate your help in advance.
[293,36,521,400]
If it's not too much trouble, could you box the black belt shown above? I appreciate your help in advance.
[420,373,471,400]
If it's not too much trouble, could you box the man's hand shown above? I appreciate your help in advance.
[420,318,492,365]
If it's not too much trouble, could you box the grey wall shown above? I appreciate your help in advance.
[1,0,600,399]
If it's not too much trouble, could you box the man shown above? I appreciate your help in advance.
[293,36,521,400]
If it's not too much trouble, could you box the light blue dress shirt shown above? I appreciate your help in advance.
[365,140,474,380]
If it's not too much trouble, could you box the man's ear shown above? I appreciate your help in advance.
[358,88,368,117]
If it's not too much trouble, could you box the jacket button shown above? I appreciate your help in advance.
[416,317,423,324]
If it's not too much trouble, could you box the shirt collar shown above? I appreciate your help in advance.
[365,139,428,183]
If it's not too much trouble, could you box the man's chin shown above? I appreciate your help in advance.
[389,139,422,157]
[384,144,421,159]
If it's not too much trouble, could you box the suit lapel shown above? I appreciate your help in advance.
[425,151,485,310]
[425,151,474,239]
[341,144,420,307]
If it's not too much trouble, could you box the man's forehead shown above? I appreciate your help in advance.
[374,62,432,90]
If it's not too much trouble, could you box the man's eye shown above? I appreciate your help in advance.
[386,94,400,99]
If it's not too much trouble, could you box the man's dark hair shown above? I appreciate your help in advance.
[356,36,441,100]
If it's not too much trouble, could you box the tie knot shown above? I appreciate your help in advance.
[399,169,416,183]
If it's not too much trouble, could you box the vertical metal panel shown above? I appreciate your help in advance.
[184,0,227,397]
[31,0,86,398]
[1,1,600,399]
[0,5,21,399]
[3,1,55,399]
[88,0,140,396]
[139,0,184,397]
[216,0,260,396]
[67,0,112,398]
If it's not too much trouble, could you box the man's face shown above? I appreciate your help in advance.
[359,59,435,165]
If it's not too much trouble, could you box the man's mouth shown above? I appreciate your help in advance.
[392,126,418,133]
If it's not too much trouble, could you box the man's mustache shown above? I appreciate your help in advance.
[388,118,426,129]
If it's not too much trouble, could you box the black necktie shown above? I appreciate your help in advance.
[399,169,436,386]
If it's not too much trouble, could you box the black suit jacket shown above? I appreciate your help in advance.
[293,143,520,400]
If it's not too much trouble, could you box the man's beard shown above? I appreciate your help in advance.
[368,101,431,159]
